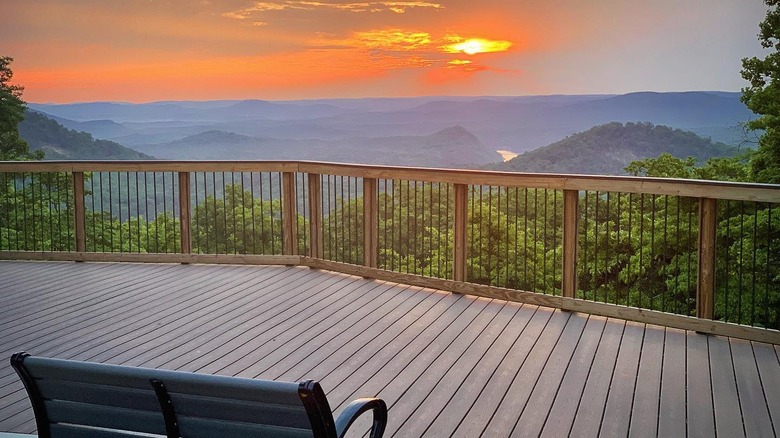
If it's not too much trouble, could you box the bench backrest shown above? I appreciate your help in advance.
[11,353,338,438]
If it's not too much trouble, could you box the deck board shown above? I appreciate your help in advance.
[687,332,716,438]
[730,338,775,437]
[564,319,625,438]
[539,316,610,438]
[1,261,779,437]
[709,335,746,437]
[600,321,644,437]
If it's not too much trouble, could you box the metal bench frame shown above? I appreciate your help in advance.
[11,352,387,438]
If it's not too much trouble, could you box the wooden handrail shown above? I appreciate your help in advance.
[1,160,779,344]
[1,160,777,203]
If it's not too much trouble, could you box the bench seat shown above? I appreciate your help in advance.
[11,352,386,438]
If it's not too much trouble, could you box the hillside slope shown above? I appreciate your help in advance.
[19,111,152,160]
[491,122,735,175]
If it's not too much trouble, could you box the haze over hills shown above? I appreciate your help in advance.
[19,111,152,160]
[136,125,500,167]
[30,91,753,156]
[22,91,755,170]
[491,122,738,175]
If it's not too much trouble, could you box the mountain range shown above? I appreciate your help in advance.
[30,91,753,153]
[21,91,756,174]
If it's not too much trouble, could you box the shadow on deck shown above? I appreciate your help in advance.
[0,261,778,437]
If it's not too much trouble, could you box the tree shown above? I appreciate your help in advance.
[741,1,780,183]
[0,56,42,161]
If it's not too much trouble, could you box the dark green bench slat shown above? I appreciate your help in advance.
[12,354,386,438]
[45,400,167,435]
[169,392,311,428]
[50,423,165,438]
[36,379,160,412]
[177,416,315,438]
[23,357,302,405]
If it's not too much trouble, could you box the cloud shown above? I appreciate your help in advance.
[305,29,513,76]
[223,1,444,19]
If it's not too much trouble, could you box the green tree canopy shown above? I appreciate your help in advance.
[741,0,780,183]
[0,56,42,161]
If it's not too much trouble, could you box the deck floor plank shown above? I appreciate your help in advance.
[422,305,537,438]
[628,325,665,438]
[1,261,778,437]
[709,335,746,438]
[539,316,611,438]
[658,328,687,438]
[481,309,572,437]
[564,319,626,438]
[753,342,780,434]
[686,332,716,438]
[390,302,519,437]
[510,314,596,438]
[599,321,645,437]
[279,287,441,383]
[730,338,775,437]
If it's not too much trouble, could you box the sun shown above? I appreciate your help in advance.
[456,39,486,55]
[444,38,513,55]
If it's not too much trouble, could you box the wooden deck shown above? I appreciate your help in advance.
[0,261,778,437]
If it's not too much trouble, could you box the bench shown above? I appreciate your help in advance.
[11,352,387,438]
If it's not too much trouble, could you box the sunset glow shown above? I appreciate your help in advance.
[444,38,513,55]
[0,1,768,102]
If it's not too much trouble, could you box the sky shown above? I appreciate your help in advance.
[0,0,771,103]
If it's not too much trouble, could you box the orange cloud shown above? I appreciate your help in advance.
[223,1,444,19]
[352,29,433,51]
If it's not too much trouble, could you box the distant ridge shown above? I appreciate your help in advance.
[19,111,152,160]
[136,125,500,168]
[491,122,736,175]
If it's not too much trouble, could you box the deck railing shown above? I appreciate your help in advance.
[1,160,778,344]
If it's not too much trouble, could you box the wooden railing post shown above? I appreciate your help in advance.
[72,172,86,253]
[363,178,378,268]
[697,197,717,320]
[282,172,298,256]
[453,183,468,282]
[562,189,579,298]
[178,172,192,255]
[308,174,324,259]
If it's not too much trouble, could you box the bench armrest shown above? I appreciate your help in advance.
[334,398,387,438]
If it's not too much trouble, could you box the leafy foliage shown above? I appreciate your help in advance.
[741,0,780,183]
[0,56,43,161]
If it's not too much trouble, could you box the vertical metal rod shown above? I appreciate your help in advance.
[628,193,634,307]
[582,191,589,298]
[738,201,745,322]
[250,173,257,253]
[453,183,468,283]
[282,171,298,256]
[363,177,378,269]
[752,202,758,325]
[178,172,192,255]
[194,172,201,253]
[308,173,323,259]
